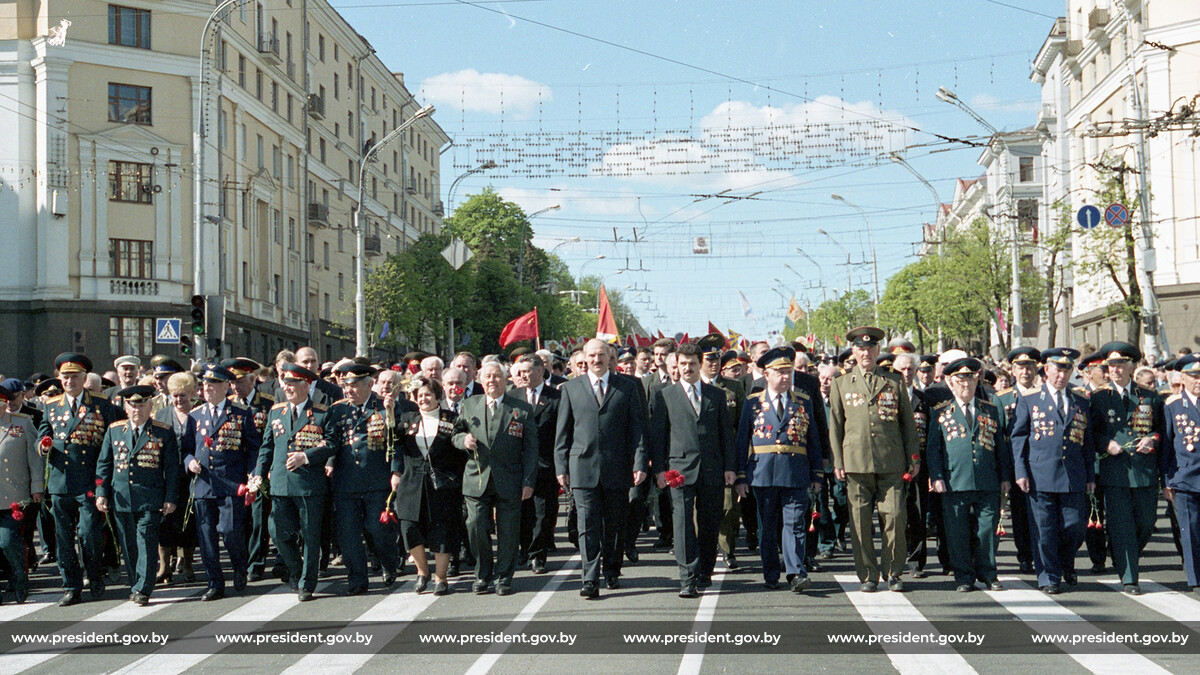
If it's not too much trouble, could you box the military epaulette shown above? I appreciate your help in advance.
[8,411,28,419]
[977,398,998,412]
[151,420,170,429]
[1072,386,1090,397]
[334,398,352,405]
[228,400,249,411]
[47,394,65,405]
[258,392,275,402]
[1094,384,1113,392]
[313,403,328,413]
[932,400,954,411]
[995,387,1013,397]
[111,420,129,428]
[91,392,109,400]
[271,402,288,411]
[790,389,810,401]
[1166,394,1183,405]
[746,390,767,402]
[1134,384,1157,397]
[191,403,206,413]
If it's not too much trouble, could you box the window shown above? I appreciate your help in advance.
[333,73,339,100]
[273,274,281,305]
[370,87,376,110]
[307,233,315,263]
[1019,156,1034,183]
[109,317,154,358]
[218,41,227,72]
[323,241,330,268]
[338,273,344,301]
[108,238,153,278]
[271,81,278,112]
[337,227,344,252]
[108,5,151,49]
[273,208,282,243]
[286,154,294,188]
[256,134,264,169]
[255,69,263,100]
[334,43,339,62]
[289,279,295,311]
[347,112,354,138]
[334,122,339,139]
[347,63,353,92]
[238,55,246,88]
[1017,198,1039,238]
[272,144,281,178]
[108,83,151,125]
[108,161,152,203]
[286,93,293,124]
[243,262,250,297]
[323,293,330,320]
[288,216,296,249]
[318,34,325,61]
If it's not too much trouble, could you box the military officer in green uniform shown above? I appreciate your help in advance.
[96,385,180,605]
[252,363,334,602]
[992,346,1042,575]
[325,362,399,594]
[222,357,276,583]
[37,353,120,606]
[1087,342,1164,595]
[927,358,1011,592]
[829,327,920,592]
[696,334,746,570]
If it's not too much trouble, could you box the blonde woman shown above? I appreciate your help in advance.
[153,371,198,583]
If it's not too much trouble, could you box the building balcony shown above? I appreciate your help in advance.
[109,278,161,296]
[308,202,329,226]
[364,234,382,256]
[258,34,281,65]
[306,93,324,120]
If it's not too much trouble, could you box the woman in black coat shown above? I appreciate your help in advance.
[154,372,198,583]
[394,377,466,595]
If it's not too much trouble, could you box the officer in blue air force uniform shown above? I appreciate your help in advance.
[37,352,120,606]
[187,364,262,601]
[734,346,823,593]
[1010,347,1097,594]
[926,358,1011,593]
[96,385,180,606]
[1160,354,1200,592]
[253,363,334,602]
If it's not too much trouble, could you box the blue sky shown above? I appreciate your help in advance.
[338,0,1061,341]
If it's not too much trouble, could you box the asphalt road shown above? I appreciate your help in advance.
[3,500,1199,675]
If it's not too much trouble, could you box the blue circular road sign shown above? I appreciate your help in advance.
[1077,205,1101,229]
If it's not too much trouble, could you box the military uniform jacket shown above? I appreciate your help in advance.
[453,393,538,499]
[829,366,919,474]
[926,399,1012,493]
[325,394,393,495]
[749,371,832,466]
[993,385,1038,435]
[1088,384,1163,489]
[256,401,334,497]
[97,420,180,512]
[735,389,823,489]
[188,400,262,499]
[707,375,746,435]
[553,373,649,490]
[0,411,43,505]
[1010,384,1096,493]
[1161,392,1200,492]
[37,392,119,496]
[648,381,736,487]
[232,390,274,436]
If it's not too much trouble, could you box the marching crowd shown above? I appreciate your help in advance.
[1,328,1199,607]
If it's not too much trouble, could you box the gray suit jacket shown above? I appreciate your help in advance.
[648,381,736,487]
[554,373,648,489]
[453,393,538,499]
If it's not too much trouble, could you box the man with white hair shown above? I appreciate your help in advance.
[420,356,445,383]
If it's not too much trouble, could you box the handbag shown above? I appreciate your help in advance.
[428,459,461,490]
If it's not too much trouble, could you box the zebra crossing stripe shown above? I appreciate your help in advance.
[677,569,727,675]
[1098,578,1200,621]
[834,574,979,675]
[110,582,334,675]
[4,586,204,674]
[988,576,1172,675]
[463,555,583,675]
[0,592,63,623]
[278,580,438,675]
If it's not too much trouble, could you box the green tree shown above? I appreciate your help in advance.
[809,289,874,348]
[442,188,532,271]
[363,232,471,354]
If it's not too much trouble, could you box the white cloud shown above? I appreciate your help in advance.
[418,69,551,116]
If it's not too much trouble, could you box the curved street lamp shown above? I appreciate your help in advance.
[447,160,498,209]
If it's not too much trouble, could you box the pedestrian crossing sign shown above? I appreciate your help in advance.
[155,318,181,344]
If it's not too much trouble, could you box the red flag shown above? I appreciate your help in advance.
[707,321,721,336]
[596,285,619,343]
[499,308,539,347]
[680,333,689,345]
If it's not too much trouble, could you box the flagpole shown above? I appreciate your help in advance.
[534,307,541,351]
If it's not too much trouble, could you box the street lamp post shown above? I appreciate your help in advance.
[889,151,946,350]
[816,228,854,295]
[518,204,561,285]
[831,194,880,323]
[355,105,435,357]
[795,249,828,303]
[446,160,498,210]
[937,86,1023,348]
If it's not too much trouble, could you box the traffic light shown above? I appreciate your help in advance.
[190,294,206,337]
[179,334,193,356]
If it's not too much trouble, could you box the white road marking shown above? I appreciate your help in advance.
[1098,577,1200,621]
[676,569,727,675]
[835,574,979,675]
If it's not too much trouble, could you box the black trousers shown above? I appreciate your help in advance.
[623,481,651,554]
[573,486,625,583]
[521,470,559,564]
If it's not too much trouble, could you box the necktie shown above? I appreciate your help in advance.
[775,396,784,420]
[487,399,496,426]
[688,385,700,414]
[131,426,140,446]
[1057,392,1066,422]
[595,379,605,406]
[292,405,299,425]
[528,390,537,407]
[452,401,460,414]
[69,398,77,417]
[1123,390,1133,409]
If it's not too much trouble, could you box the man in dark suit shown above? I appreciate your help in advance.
[695,336,746,570]
[454,361,538,596]
[649,343,737,597]
[555,339,649,598]
[513,354,561,575]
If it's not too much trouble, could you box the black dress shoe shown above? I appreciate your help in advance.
[989,581,1004,591]
[860,580,878,593]
[248,570,264,583]
[201,587,225,602]
[1042,583,1061,595]
[790,575,811,593]
[956,584,975,593]
[911,569,928,579]
[764,579,781,590]
[58,590,82,607]
[807,560,824,573]
[580,581,599,599]
[472,580,491,594]
[345,585,367,596]
[14,587,28,604]
[1019,561,1035,575]
[746,533,759,551]
[723,553,739,570]
[38,553,56,566]
[625,547,639,564]
[433,580,450,596]
[888,576,904,592]
[679,584,699,598]
[1064,572,1078,586]
[605,576,620,590]
[90,578,106,599]
[496,583,513,596]
[697,576,712,589]
[298,588,314,602]
[517,551,529,567]
[273,565,289,582]
[413,575,430,593]
[383,570,397,587]
[531,560,546,575]
[233,570,248,592]
[131,592,150,606]
[447,563,461,578]
[1124,584,1142,595]
[1090,563,1105,574]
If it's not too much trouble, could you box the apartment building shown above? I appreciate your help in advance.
[0,0,448,376]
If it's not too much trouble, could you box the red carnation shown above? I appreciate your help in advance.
[236,484,250,497]
[39,436,53,450]
[379,509,396,525]
[10,504,23,522]
[205,436,214,448]
[902,472,913,482]
[86,491,94,499]
[243,492,256,506]
[910,454,920,462]
[95,478,104,486]
[662,470,685,489]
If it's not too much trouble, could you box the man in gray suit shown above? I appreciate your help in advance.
[555,339,649,598]
[649,343,737,597]
[453,362,538,596]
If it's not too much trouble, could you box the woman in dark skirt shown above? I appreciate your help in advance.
[153,372,198,583]
[394,377,466,595]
